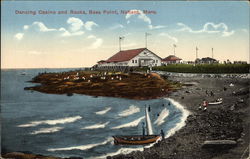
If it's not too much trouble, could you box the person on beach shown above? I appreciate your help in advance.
[160,129,165,138]
[148,105,151,112]
[210,91,214,97]
[142,122,145,137]
[203,100,208,111]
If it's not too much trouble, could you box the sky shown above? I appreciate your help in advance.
[1,1,249,68]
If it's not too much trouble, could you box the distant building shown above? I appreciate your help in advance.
[233,61,247,64]
[162,55,182,65]
[97,48,162,68]
[195,57,218,64]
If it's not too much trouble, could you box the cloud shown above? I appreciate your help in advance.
[159,33,178,43]
[85,21,98,31]
[14,33,24,40]
[33,22,57,32]
[59,27,84,37]
[125,9,165,30]
[177,22,234,37]
[87,35,96,39]
[89,38,103,49]
[149,25,166,30]
[67,17,84,32]
[23,25,29,30]
[110,24,124,30]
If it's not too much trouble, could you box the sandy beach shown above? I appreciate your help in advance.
[110,75,249,159]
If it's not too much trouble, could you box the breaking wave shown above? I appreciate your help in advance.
[164,98,189,138]
[95,107,111,115]
[111,116,145,129]
[118,105,140,117]
[154,108,169,126]
[18,116,82,127]
[31,127,63,135]
[48,137,113,152]
[81,122,110,130]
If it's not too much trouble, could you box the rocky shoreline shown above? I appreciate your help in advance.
[24,71,180,100]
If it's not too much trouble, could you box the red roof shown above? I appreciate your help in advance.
[162,55,182,61]
[106,48,146,62]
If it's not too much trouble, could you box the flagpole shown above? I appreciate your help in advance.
[145,33,147,48]
[119,37,121,51]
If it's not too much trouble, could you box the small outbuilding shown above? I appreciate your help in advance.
[162,55,182,65]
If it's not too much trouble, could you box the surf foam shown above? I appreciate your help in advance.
[164,98,189,138]
[118,105,140,117]
[111,116,145,129]
[48,137,113,152]
[81,122,110,130]
[94,147,143,159]
[95,107,111,115]
[154,108,169,126]
[30,127,63,135]
[18,116,82,127]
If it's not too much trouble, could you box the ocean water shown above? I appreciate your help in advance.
[1,68,188,159]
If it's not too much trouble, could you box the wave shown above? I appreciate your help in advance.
[18,116,82,127]
[94,147,143,159]
[30,127,63,135]
[48,137,113,152]
[81,122,110,130]
[118,105,140,117]
[95,107,111,115]
[153,108,169,126]
[111,116,145,129]
[164,98,190,138]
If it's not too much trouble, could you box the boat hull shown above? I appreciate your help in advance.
[113,135,161,145]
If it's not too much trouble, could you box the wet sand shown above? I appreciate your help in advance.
[110,77,249,159]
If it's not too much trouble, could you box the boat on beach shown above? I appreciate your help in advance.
[113,106,162,145]
[208,98,223,105]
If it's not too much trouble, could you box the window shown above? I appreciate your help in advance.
[135,60,137,63]
[156,60,158,63]
[132,60,134,63]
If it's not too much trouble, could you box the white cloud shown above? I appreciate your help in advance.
[59,27,84,37]
[87,35,96,39]
[85,21,98,31]
[14,33,24,40]
[67,17,84,32]
[89,38,103,49]
[149,25,166,30]
[177,22,234,37]
[159,33,178,43]
[110,24,124,30]
[125,9,165,30]
[33,21,56,32]
[23,25,29,30]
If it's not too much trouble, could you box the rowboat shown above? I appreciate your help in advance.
[113,106,161,145]
[113,135,161,145]
[208,98,223,105]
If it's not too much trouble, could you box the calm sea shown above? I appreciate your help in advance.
[1,68,187,159]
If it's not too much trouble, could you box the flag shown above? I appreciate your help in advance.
[173,44,177,48]
[119,36,124,40]
[145,32,151,36]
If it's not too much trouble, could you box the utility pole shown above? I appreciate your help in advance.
[212,48,214,59]
[173,44,177,56]
[145,32,151,48]
[119,36,124,51]
[196,46,198,60]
